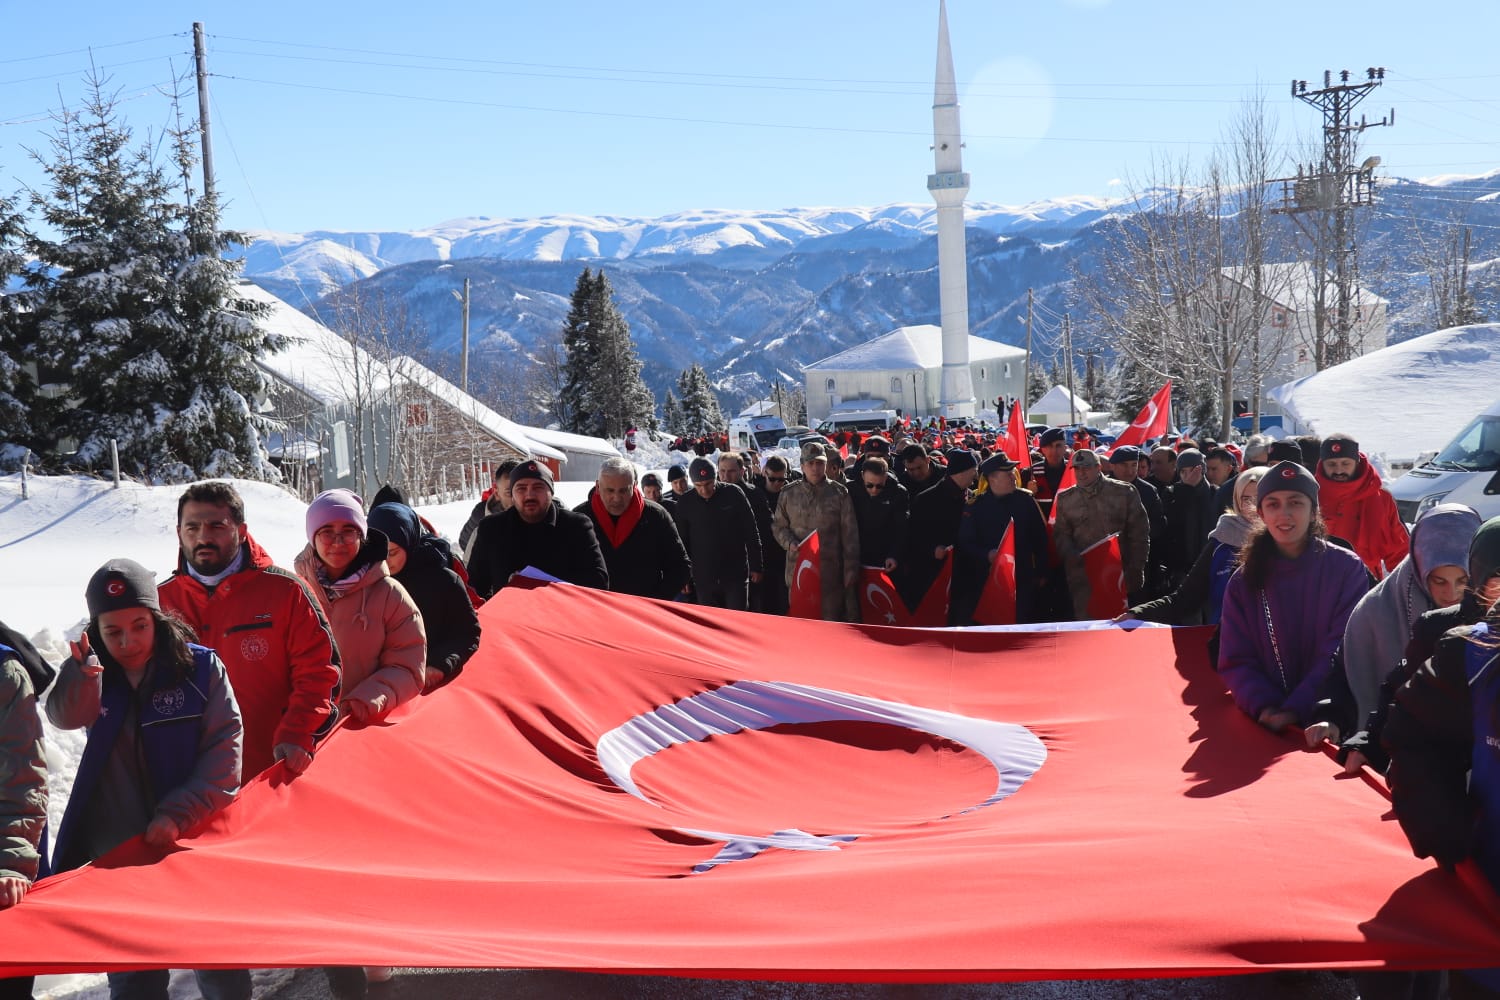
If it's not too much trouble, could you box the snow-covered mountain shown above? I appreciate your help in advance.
[239,174,1500,414]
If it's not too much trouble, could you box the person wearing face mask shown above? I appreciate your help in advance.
[1216,462,1369,742]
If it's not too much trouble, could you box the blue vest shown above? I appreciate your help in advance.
[1467,626,1500,891]
[52,644,215,873]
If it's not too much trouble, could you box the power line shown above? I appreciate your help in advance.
[0,33,182,66]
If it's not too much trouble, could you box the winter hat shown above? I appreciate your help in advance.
[1107,445,1141,464]
[689,457,717,482]
[1256,461,1319,509]
[1176,449,1205,469]
[306,489,367,542]
[509,460,554,490]
[640,472,662,488]
[667,464,688,483]
[944,449,978,475]
[1410,503,1482,586]
[1468,516,1500,590]
[85,558,161,618]
[367,502,421,555]
[979,452,1017,475]
[864,435,890,453]
[371,483,410,508]
[1320,434,1359,462]
[1038,427,1066,447]
[1267,440,1303,464]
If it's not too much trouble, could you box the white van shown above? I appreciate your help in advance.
[1388,397,1500,524]
[728,414,787,451]
[815,409,899,436]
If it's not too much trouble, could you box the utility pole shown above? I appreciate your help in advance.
[1023,287,1034,414]
[192,23,217,207]
[450,278,471,393]
[1270,67,1392,369]
[1063,312,1077,427]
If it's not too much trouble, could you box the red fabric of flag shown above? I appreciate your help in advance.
[1048,463,1077,526]
[971,524,1018,626]
[787,530,822,619]
[1112,380,1173,447]
[859,566,913,626]
[1081,532,1129,619]
[1002,402,1027,465]
[909,548,952,627]
[4,586,1500,980]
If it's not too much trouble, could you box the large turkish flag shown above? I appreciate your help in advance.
[4,586,1500,980]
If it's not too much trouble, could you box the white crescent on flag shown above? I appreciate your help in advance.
[795,559,816,588]
[864,583,899,624]
[1130,400,1158,431]
[595,680,1048,871]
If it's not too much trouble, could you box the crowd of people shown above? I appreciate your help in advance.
[1,415,1499,998]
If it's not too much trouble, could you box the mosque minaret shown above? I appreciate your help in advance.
[928,0,977,418]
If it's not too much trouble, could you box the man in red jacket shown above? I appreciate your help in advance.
[158,481,340,779]
[1315,433,1409,580]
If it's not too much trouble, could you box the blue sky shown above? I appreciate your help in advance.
[2,0,1496,234]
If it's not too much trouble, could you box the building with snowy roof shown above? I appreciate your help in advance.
[1268,322,1500,471]
[246,282,562,499]
[515,425,621,482]
[1028,384,1097,427]
[800,324,1024,424]
[1222,262,1388,386]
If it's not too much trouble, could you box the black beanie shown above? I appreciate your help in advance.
[509,460,554,490]
[1320,434,1359,462]
[85,559,160,619]
[1256,461,1319,509]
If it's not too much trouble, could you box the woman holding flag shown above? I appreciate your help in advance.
[956,453,1049,625]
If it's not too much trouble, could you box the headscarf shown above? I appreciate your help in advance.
[1208,468,1265,550]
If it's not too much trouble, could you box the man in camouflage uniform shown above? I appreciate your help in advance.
[772,442,861,622]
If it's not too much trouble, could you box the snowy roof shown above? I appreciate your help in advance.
[245,282,394,407]
[1222,263,1388,312]
[521,425,622,459]
[391,356,565,462]
[1030,384,1092,413]
[802,324,1025,372]
[1268,323,1500,465]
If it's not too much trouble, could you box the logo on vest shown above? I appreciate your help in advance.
[152,687,186,715]
[240,634,270,661]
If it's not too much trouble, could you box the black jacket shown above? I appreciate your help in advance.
[391,541,481,681]
[900,476,968,609]
[955,488,1049,623]
[467,501,609,597]
[575,494,692,600]
[1163,479,1218,574]
[671,484,763,585]
[849,478,909,567]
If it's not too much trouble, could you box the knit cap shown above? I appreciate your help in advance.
[509,460,554,490]
[306,489,367,542]
[1256,461,1318,508]
[85,558,160,618]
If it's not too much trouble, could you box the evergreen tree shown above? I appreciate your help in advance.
[0,187,33,464]
[19,73,281,479]
[557,268,656,438]
[661,388,684,435]
[676,363,725,436]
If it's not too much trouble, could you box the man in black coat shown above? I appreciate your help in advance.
[467,460,609,597]
[752,455,792,613]
[575,458,691,600]
[671,457,763,610]
[459,459,518,559]
[850,455,909,572]
[1162,449,1219,590]
[1106,445,1167,601]
[899,449,978,616]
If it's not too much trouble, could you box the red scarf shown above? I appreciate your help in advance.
[591,488,646,549]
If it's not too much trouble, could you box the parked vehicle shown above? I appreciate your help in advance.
[815,409,899,435]
[1388,398,1500,524]
[729,414,788,451]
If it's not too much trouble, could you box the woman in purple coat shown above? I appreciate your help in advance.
[1216,462,1369,743]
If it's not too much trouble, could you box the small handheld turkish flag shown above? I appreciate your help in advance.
[788,531,822,620]
[1081,533,1128,619]
[1112,381,1173,448]
[859,566,912,626]
[972,523,1018,626]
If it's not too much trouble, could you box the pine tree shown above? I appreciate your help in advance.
[19,72,281,479]
[0,187,33,465]
[557,268,654,438]
[676,363,725,436]
[661,388,684,435]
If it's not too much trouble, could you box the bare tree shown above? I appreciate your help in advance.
[1410,211,1487,331]
[1074,99,1295,438]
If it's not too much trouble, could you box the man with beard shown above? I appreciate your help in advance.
[158,481,339,783]
[468,460,609,596]
[1316,433,1410,580]
[575,458,690,600]
[1053,448,1150,617]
